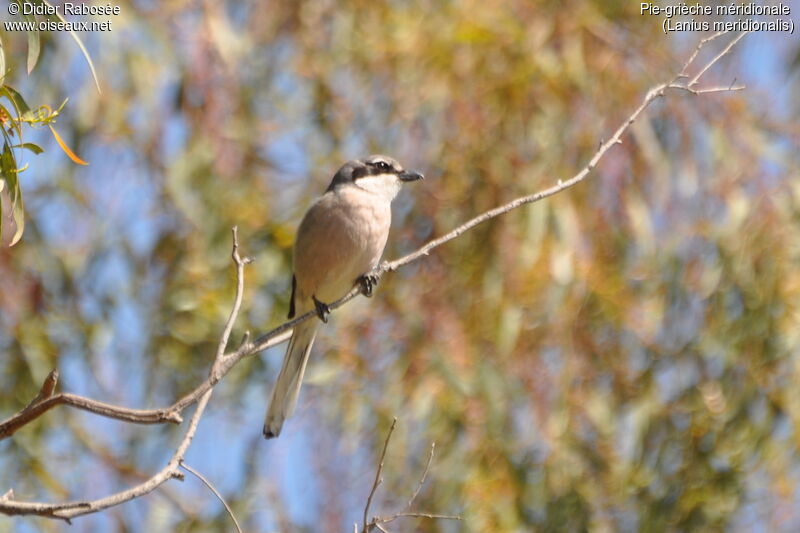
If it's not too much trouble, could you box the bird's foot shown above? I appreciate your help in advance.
[358,273,380,298]
[313,296,331,323]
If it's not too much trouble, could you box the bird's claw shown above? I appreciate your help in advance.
[313,296,330,323]
[358,273,380,298]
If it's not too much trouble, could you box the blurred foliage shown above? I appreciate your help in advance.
[1,0,799,532]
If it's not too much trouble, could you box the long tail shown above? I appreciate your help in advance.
[263,319,319,438]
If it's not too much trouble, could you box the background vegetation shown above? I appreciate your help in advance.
[1,1,799,531]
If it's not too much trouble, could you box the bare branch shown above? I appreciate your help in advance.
[180,461,244,533]
[688,31,749,87]
[380,512,462,525]
[362,424,460,532]
[1,228,250,520]
[216,227,252,365]
[668,83,746,95]
[363,417,397,532]
[405,442,435,511]
[0,389,182,439]
[678,30,727,77]
[374,522,392,533]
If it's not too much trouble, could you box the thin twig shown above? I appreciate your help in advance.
[28,370,59,405]
[668,83,746,95]
[689,31,748,87]
[180,461,244,533]
[363,418,397,532]
[362,431,460,531]
[238,331,251,350]
[216,227,251,364]
[678,30,726,77]
[404,442,435,511]
[374,523,392,533]
[380,512,462,525]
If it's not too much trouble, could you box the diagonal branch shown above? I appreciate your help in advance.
[363,417,397,532]
[404,442,435,512]
[180,461,244,533]
[688,31,749,87]
[677,30,727,78]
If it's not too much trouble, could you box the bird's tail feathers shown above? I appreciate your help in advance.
[263,319,318,439]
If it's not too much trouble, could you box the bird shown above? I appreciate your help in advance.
[263,155,424,438]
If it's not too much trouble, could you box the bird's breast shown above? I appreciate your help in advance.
[293,189,392,304]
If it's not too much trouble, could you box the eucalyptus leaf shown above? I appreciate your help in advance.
[41,0,101,93]
[0,143,23,245]
[0,34,5,86]
[24,15,41,74]
[1,85,32,117]
[13,143,44,155]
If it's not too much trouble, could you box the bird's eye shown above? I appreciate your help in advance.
[375,161,391,172]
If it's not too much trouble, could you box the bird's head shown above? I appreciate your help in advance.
[326,155,424,201]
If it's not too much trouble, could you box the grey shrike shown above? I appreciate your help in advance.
[263,155,424,438]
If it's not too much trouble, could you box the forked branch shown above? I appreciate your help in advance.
[360,420,461,533]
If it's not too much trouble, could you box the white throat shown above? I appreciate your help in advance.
[352,173,402,202]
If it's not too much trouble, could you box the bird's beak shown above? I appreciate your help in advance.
[398,170,424,182]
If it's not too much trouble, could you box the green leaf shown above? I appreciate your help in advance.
[1,143,24,246]
[23,14,41,74]
[9,179,24,246]
[1,85,32,117]
[13,142,44,155]
[0,34,5,86]
[1,144,17,197]
[0,100,24,140]
[41,0,101,93]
